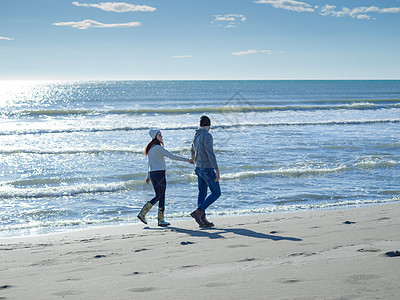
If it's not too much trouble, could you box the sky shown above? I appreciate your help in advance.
[1,0,400,80]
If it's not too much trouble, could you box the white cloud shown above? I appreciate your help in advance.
[232,49,272,56]
[72,1,156,12]
[254,0,400,19]
[0,37,14,40]
[379,7,400,14]
[52,19,141,29]
[212,14,247,28]
[319,5,400,19]
[171,55,193,59]
[254,0,315,13]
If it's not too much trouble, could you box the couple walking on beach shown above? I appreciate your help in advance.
[137,116,221,228]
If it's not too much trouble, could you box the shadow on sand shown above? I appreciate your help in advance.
[146,226,302,242]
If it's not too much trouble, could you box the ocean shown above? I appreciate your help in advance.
[1,80,399,237]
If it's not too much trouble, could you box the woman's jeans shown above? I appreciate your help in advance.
[149,170,166,209]
[195,167,221,215]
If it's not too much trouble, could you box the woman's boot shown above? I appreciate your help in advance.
[137,201,153,224]
[158,208,170,227]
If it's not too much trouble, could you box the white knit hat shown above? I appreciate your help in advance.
[149,129,160,140]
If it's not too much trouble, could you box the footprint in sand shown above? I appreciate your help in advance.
[0,285,11,290]
[181,265,198,268]
[227,244,249,248]
[129,287,156,293]
[289,252,317,257]
[122,271,145,277]
[56,278,82,282]
[343,221,356,224]
[134,248,148,253]
[385,251,400,257]
[346,274,380,284]
[52,290,82,296]
[205,282,233,287]
[276,278,301,284]
[357,248,381,253]
[180,241,194,245]
[238,258,257,262]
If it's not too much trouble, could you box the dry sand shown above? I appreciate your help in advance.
[1,203,400,299]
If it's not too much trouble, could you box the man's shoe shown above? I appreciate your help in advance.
[190,209,204,227]
[201,216,214,228]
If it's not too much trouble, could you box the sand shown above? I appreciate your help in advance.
[1,203,400,299]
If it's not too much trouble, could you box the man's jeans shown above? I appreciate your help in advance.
[195,167,221,215]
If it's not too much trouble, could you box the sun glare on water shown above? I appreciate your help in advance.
[0,80,74,110]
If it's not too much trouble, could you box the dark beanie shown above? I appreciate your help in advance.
[200,115,211,127]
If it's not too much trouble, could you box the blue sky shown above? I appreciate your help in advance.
[1,0,399,80]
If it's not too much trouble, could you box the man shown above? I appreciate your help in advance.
[190,115,221,228]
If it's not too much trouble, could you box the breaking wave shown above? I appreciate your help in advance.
[2,101,399,117]
[1,119,399,136]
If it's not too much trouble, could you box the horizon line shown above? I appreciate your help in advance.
[1,78,399,82]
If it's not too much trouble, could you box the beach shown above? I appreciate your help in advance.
[1,203,399,299]
[2,0,400,296]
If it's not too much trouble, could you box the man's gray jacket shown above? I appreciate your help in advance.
[191,128,219,170]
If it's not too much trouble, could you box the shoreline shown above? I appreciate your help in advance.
[2,200,399,239]
[1,202,400,299]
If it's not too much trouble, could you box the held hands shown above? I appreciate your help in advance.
[187,158,219,181]
[146,178,150,184]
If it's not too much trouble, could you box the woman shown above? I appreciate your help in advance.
[137,129,192,226]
